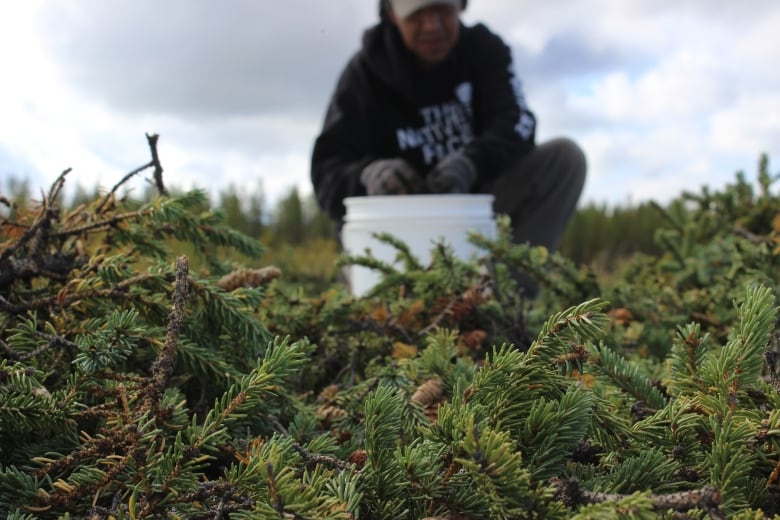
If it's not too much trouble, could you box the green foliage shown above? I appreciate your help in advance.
[1,143,780,518]
[603,154,780,361]
[560,200,668,269]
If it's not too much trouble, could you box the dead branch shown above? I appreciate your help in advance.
[0,272,156,314]
[0,253,89,288]
[52,208,155,238]
[144,256,190,410]
[551,477,723,519]
[96,164,154,214]
[733,224,768,244]
[96,133,167,213]
[147,133,167,197]
[0,338,19,360]
[0,169,70,263]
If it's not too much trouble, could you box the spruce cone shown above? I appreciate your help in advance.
[411,378,444,406]
[460,329,487,351]
[607,307,633,326]
[216,266,282,291]
[347,449,367,469]
[412,378,445,422]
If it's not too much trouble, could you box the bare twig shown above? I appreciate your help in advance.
[0,253,89,288]
[418,293,463,337]
[0,218,28,231]
[146,133,167,197]
[47,168,71,203]
[551,477,723,519]
[267,414,355,472]
[93,133,166,214]
[0,169,71,263]
[6,330,82,362]
[173,481,254,519]
[0,337,19,360]
[0,272,156,314]
[53,208,155,238]
[145,256,190,408]
[765,352,780,395]
[293,440,355,472]
[96,164,154,214]
[733,224,767,244]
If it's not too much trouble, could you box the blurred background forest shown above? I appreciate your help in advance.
[0,173,691,285]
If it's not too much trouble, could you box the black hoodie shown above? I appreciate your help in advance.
[310,17,536,223]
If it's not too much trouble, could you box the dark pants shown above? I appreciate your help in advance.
[475,138,586,297]
[478,137,586,253]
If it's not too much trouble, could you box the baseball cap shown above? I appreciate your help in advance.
[388,0,461,19]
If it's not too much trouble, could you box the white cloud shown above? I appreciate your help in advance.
[512,1,780,204]
[711,95,780,154]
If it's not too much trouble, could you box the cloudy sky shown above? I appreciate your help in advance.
[1,1,778,211]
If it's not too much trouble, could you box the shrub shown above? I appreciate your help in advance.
[1,140,779,518]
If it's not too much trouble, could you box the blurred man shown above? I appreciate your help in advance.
[311,0,586,293]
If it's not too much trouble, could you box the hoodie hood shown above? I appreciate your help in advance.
[358,22,464,105]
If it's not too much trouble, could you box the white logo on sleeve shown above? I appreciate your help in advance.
[515,113,534,139]
[509,64,528,110]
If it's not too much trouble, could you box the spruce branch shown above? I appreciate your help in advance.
[551,477,723,519]
[454,416,537,518]
[362,384,406,514]
[293,441,355,472]
[0,272,157,314]
[32,445,135,513]
[372,231,425,272]
[418,283,489,337]
[706,413,756,514]
[521,387,592,481]
[266,414,354,472]
[588,342,667,410]
[171,481,254,518]
[144,256,190,411]
[25,329,79,361]
[543,299,608,337]
[52,208,156,238]
[668,323,710,396]
[705,285,777,400]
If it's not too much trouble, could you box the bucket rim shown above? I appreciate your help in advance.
[344,194,495,206]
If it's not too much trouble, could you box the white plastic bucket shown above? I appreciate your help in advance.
[342,194,496,296]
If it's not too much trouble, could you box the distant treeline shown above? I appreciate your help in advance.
[1,175,674,268]
[559,201,670,268]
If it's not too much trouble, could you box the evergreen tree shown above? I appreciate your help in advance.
[272,187,305,245]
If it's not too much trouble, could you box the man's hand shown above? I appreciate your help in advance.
[360,158,425,195]
[426,152,477,194]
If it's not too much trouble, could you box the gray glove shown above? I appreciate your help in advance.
[426,152,477,194]
[360,158,425,195]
